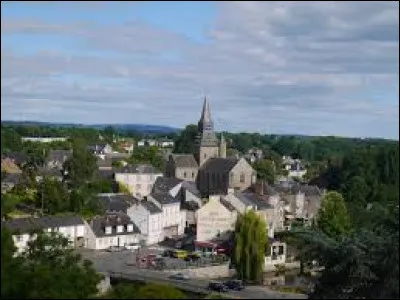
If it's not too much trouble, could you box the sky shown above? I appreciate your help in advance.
[1,1,399,139]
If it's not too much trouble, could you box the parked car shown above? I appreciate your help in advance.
[172,249,188,259]
[107,246,125,252]
[162,250,174,257]
[184,252,200,262]
[125,243,140,251]
[224,279,245,291]
[169,273,190,281]
[208,281,228,292]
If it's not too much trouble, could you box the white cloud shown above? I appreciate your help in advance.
[1,1,399,138]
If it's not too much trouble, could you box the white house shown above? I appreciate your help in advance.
[148,193,185,238]
[85,212,141,250]
[196,195,237,242]
[158,139,174,148]
[2,215,85,253]
[114,164,163,199]
[264,240,287,270]
[21,137,68,143]
[127,200,163,245]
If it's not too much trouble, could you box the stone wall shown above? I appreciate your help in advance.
[164,263,232,279]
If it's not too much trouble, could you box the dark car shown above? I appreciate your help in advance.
[162,250,174,257]
[184,253,200,262]
[224,279,244,291]
[208,281,228,292]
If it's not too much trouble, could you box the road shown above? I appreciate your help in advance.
[79,249,307,299]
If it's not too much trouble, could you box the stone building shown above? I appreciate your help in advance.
[167,97,255,197]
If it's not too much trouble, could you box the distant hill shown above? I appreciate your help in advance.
[1,120,181,134]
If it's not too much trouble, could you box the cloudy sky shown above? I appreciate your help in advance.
[1,1,399,139]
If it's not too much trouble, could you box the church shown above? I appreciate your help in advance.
[165,97,257,197]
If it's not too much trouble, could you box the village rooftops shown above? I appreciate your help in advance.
[141,200,163,214]
[152,177,183,194]
[150,192,180,206]
[2,215,85,234]
[199,157,239,173]
[118,164,161,174]
[89,212,140,237]
[169,154,198,168]
[97,193,139,213]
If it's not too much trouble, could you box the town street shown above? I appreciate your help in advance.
[79,249,307,299]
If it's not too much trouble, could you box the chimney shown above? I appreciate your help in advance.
[260,181,264,196]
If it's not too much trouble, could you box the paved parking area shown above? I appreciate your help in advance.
[78,247,228,273]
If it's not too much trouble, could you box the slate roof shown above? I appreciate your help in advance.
[97,157,112,169]
[46,150,72,164]
[118,164,161,174]
[291,184,322,197]
[170,154,198,168]
[89,212,140,237]
[220,197,236,212]
[37,167,63,177]
[97,169,116,180]
[2,215,84,234]
[239,192,272,210]
[181,181,201,197]
[150,192,180,205]
[141,200,163,214]
[97,193,139,213]
[2,173,23,185]
[199,157,239,173]
[181,200,199,211]
[4,152,27,165]
[152,177,183,194]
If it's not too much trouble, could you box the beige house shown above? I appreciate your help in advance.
[165,154,198,181]
[196,195,237,242]
[114,164,163,199]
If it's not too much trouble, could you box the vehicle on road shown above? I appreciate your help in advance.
[125,243,140,251]
[169,273,190,281]
[224,279,245,291]
[184,252,200,262]
[162,249,174,257]
[208,281,228,292]
[107,246,125,252]
[172,249,188,259]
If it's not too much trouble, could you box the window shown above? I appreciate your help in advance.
[278,245,284,255]
[204,153,207,159]
[117,225,123,233]
[15,235,23,242]
[136,184,141,190]
[105,226,112,234]
[230,173,234,183]
[183,172,187,178]
[191,172,195,178]
[240,173,245,183]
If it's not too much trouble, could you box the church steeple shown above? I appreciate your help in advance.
[198,96,213,132]
[195,96,219,166]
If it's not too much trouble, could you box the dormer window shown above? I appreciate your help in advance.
[117,225,123,233]
[127,224,133,232]
[105,226,112,234]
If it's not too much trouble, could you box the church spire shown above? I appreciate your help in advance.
[200,96,212,124]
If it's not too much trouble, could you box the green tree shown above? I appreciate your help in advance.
[36,178,70,214]
[130,146,165,172]
[253,159,276,184]
[173,124,198,154]
[317,191,351,239]
[233,210,268,283]
[63,138,97,188]
[1,229,101,299]
[296,204,398,299]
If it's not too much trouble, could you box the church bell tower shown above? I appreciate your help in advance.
[195,97,219,166]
